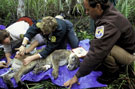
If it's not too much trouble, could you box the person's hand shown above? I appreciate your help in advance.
[64,75,80,89]
[15,45,26,56]
[23,56,33,65]
[0,62,8,68]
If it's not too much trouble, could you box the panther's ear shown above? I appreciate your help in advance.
[73,54,79,62]
[74,54,79,59]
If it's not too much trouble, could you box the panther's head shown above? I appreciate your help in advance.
[67,52,80,70]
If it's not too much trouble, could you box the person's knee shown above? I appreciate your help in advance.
[111,45,135,65]
[103,55,120,73]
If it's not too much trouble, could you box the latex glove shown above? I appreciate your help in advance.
[15,45,26,56]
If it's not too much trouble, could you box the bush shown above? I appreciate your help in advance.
[116,0,135,24]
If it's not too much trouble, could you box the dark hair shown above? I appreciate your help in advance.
[0,30,10,44]
[88,0,109,10]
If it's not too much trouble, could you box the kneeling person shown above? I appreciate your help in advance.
[0,20,44,66]
[18,16,79,65]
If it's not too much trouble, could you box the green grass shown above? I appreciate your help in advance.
[0,0,135,89]
[24,80,66,89]
[22,73,135,89]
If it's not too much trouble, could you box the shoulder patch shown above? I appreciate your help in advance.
[36,22,42,28]
[51,36,56,42]
[20,34,24,38]
[95,26,104,39]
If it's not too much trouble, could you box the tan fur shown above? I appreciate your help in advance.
[2,49,80,87]
[2,54,36,87]
[33,49,80,79]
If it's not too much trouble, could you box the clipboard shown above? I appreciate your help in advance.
[72,47,88,58]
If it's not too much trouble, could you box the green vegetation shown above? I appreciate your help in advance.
[116,0,135,24]
[24,80,66,89]
[0,0,135,89]
[0,0,17,25]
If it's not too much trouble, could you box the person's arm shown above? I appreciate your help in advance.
[18,37,29,55]
[23,53,40,65]
[25,40,39,53]
[5,52,11,65]
[64,23,121,88]
[3,45,12,65]
[18,23,41,55]
[25,34,44,54]
[76,24,120,78]
[64,75,79,88]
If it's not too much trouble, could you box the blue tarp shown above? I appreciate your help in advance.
[0,39,107,89]
[0,25,6,30]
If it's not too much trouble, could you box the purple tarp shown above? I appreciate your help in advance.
[0,39,107,89]
[0,25,6,30]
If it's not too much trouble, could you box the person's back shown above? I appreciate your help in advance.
[5,21,29,40]
[6,21,29,41]
[4,21,44,53]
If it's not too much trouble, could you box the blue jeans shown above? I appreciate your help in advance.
[64,20,79,48]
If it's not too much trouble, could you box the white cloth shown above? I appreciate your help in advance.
[4,21,44,53]
[6,21,29,41]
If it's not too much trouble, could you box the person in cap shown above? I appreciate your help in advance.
[64,0,135,88]
[0,19,44,66]
[17,16,79,65]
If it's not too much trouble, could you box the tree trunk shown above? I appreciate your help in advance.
[70,0,77,9]
[69,0,77,15]
[17,0,25,18]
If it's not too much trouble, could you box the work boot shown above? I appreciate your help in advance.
[97,71,119,84]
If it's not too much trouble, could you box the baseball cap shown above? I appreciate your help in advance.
[36,16,57,34]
